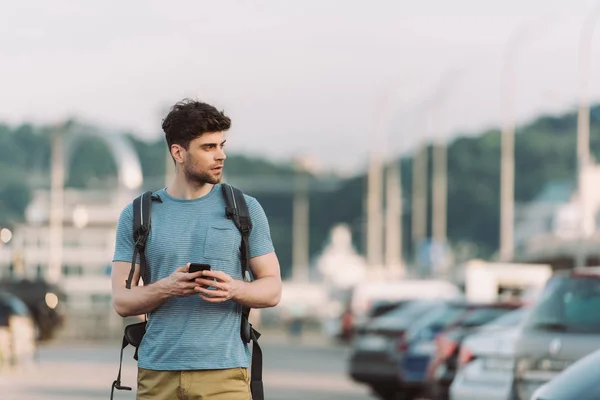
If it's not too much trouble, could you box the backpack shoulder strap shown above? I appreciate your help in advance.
[113,191,162,399]
[221,183,252,279]
[126,191,158,289]
[220,183,264,400]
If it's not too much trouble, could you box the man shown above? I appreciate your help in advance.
[111,99,282,399]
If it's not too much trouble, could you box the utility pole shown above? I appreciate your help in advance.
[292,157,310,282]
[48,124,66,283]
[499,13,558,261]
[367,146,384,278]
[499,32,518,262]
[411,145,428,271]
[385,159,404,278]
[577,7,600,243]
[432,142,447,247]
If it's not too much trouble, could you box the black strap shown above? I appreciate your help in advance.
[113,192,159,398]
[221,184,263,400]
[126,191,155,289]
[250,329,263,399]
[110,336,132,400]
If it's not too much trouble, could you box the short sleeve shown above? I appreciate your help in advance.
[246,196,275,258]
[113,204,138,263]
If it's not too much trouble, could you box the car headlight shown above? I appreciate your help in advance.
[45,293,59,309]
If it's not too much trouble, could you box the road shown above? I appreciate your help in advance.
[0,334,374,400]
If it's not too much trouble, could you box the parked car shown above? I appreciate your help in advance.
[511,267,600,400]
[397,301,487,397]
[426,302,523,400]
[0,278,66,341]
[530,347,600,400]
[348,299,447,400]
[449,307,529,400]
[0,291,37,369]
[344,280,463,341]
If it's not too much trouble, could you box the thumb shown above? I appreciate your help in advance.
[176,263,190,273]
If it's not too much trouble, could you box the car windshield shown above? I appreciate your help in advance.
[369,300,410,318]
[371,300,442,330]
[406,303,468,336]
[480,307,527,329]
[459,307,516,327]
[524,276,600,334]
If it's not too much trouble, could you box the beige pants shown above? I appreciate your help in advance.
[137,367,252,400]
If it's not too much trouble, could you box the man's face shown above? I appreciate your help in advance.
[181,131,226,185]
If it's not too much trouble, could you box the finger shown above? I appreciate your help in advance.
[175,263,191,273]
[185,281,199,289]
[195,287,228,298]
[202,270,231,282]
[194,278,225,290]
[199,294,227,303]
[183,271,204,280]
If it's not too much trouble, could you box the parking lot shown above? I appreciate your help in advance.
[343,269,600,400]
[0,333,373,400]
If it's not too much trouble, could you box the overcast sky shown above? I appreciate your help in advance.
[2,0,600,174]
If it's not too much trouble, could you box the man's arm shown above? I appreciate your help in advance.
[111,261,204,317]
[194,252,282,308]
[234,252,282,308]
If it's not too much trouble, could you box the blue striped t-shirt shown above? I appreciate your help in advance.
[112,184,274,371]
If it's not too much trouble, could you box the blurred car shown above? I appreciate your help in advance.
[426,302,523,400]
[343,280,463,342]
[334,297,413,344]
[0,278,66,341]
[348,299,447,400]
[530,347,600,400]
[398,301,488,397]
[449,307,529,400]
[512,268,600,400]
[0,291,36,370]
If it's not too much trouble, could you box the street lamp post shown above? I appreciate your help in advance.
[499,13,558,261]
[385,159,404,278]
[577,5,600,247]
[48,124,66,284]
[292,156,311,283]
[500,48,516,262]
[411,144,428,271]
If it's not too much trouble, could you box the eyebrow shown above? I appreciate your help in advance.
[200,140,227,147]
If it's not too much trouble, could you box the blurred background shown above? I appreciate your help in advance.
[2,1,600,399]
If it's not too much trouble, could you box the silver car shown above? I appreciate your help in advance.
[530,347,600,400]
[512,268,600,400]
[450,308,527,400]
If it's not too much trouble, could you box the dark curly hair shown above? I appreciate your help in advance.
[162,99,231,151]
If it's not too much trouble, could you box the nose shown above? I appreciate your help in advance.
[216,147,226,161]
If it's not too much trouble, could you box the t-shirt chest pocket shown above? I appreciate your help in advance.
[203,224,240,261]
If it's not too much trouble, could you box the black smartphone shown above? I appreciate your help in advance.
[189,263,211,274]
[189,263,213,288]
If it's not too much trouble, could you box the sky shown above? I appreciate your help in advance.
[2,0,600,174]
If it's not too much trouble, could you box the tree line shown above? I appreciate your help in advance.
[1,104,599,277]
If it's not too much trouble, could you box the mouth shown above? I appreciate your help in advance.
[212,166,223,172]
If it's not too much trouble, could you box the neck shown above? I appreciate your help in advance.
[166,172,215,200]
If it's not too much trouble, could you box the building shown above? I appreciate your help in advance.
[513,164,600,268]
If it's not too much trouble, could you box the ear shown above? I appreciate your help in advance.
[171,144,185,164]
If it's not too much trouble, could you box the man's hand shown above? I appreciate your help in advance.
[160,263,205,297]
[194,270,242,303]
